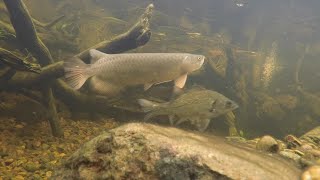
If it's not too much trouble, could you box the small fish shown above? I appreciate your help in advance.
[64,49,205,96]
[186,32,201,38]
[184,8,193,13]
[155,32,166,37]
[138,89,238,132]
[233,0,248,7]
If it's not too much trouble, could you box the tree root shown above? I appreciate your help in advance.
[54,4,154,112]
[1,2,154,136]
[76,3,154,62]
[0,47,41,73]
[32,15,66,29]
[6,61,64,87]
[4,0,63,137]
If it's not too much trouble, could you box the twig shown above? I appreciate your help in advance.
[33,15,66,29]
[0,48,41,73]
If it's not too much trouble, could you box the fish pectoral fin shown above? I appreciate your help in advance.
[171,86,183,99]
[175,117,188,126]
[196,118,211,132]
[174,74,188,89]
[138,99,159,112]
[89,49,109,63]
[168,115,176,125]
[144,83,153,91]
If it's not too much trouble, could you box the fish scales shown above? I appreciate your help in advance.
[93,53,185,85]
[64,49,205,96]
[138,89,239,132]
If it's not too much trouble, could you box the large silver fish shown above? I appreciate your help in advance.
[138,89,239,132]
[64,49,205,96]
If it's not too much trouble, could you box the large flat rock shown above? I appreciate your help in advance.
[52,123,301,180]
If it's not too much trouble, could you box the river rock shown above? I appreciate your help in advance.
[300,126,320,145]
[256,135,280,153]
[52,123,301,180]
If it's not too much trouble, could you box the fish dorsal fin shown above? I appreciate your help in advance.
[144,83,153,91]
[174,74,188,89]
[89,49,108,64]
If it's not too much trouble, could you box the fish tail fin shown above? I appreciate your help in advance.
[138,99,161,112]
[64,57,92,90]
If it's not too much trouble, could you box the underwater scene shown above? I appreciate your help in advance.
[1,0,320,179]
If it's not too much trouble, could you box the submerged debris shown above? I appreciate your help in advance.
[285,134,303,149]
[0,48,41,74]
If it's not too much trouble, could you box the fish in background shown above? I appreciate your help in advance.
[233,0,249,7]
[64,49,205,96]
[138,89,239,132]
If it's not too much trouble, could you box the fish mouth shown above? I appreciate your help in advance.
[231,102,239,110]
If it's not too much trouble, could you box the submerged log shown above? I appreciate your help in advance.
[3,0,63,137]
[3,0,54,66]
[0,67,15,84]
[42,87,61,138]
[0,20,78,52]
[3,3,154,86]
[76,3,154,63]
[2,2,154,117]
[53,3,154,112]
[6,61,64,87]
[0,48,41,73]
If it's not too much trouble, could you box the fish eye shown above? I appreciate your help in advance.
[197,57,202,60]
[225,101,232,108]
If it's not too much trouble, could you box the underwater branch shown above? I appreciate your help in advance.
[1,2,154,124]
[52,3,154,112]
[3,0,64,137]
[76,3,154,63]
[3,3,154,87]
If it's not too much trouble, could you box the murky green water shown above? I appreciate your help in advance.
[1,0,320,178]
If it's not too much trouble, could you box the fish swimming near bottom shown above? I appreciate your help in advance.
[138,89,239,132]
[64,49,205,96]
